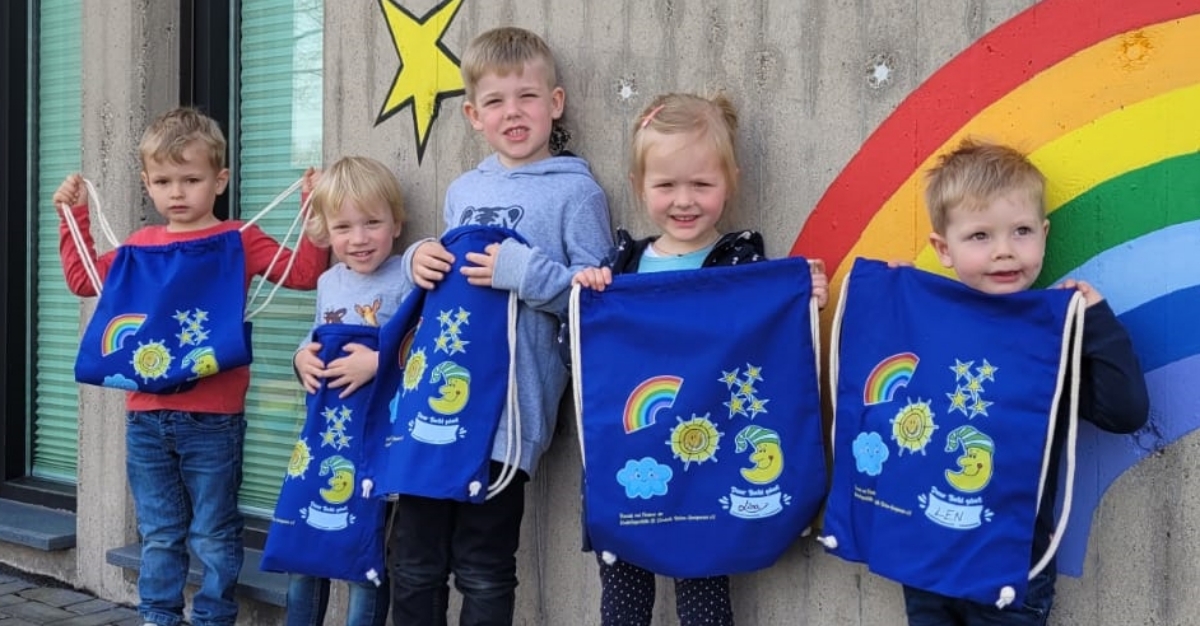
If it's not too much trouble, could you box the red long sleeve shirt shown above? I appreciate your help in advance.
[59,204,330,414]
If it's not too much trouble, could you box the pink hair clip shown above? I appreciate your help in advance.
[640,105,665,130]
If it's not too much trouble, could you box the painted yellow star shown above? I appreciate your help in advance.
[965,377,984,398]
[719,370,740,388]
[950,359,974,381]
[376,0,466,162]
[946,388,970,415]
[438,309,453,325]
[455,308,471,324]
[976,359,998,381]
[969,398,993,418]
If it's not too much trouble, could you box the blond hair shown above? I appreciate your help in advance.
[461,26,557,102]
[631,93,740,199]
[925,139,1046,234]
[139,107,226,170]
[306,157,406,244]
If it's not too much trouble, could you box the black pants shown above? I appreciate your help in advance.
[597,555,734,626]
[387,462,529,626]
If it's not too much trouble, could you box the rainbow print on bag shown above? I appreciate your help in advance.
[863,352,919,406]
[101,313,147,356]
[623,375,683,434]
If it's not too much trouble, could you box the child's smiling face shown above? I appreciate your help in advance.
[930,189,1049,295]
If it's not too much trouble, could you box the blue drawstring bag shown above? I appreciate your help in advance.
[363,225,525,503]
[261,323,388,584]
[821,259,1085,608]
[74,230,252,394]
[569,257,826,578]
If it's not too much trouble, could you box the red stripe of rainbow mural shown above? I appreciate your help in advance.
[794,0,1200,576]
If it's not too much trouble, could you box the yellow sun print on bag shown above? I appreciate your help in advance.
[287,439,313,479]
[890,399,937,455]
[131,340,173,382]
[667,414,722,470]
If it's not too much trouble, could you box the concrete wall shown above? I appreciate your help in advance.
[4,1,1197,625]
[333,1,1200,624]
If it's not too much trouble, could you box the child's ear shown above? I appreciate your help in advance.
[462,100,484,132]
[929,232,953,268]
[216,168,230,195]
[550,86,565,120]
[140,170,150,192]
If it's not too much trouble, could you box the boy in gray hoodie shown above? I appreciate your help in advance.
[388,26,613,626]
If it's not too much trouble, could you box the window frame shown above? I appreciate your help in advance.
[0,0,76,511]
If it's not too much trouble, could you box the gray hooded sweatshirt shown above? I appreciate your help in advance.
[401,153,613,476]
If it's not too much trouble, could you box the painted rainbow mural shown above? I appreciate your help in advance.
[101,313,146,356]
[623,375,683,434]
[862,353,919,406]
[793,0,1200,575]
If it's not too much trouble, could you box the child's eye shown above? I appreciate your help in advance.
[1015,226,1034,236]
[968,232,988,241]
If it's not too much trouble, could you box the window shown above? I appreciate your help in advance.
[1,0,82,509]
[234,0,324,516]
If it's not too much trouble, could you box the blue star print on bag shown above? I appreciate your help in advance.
[261,324,388,584]
[820,259,1086,608]
[569,257,826,578]
[74,230,252,394]
[363,225,525,503]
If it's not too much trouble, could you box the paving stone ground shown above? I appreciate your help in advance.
[0,566,141,626]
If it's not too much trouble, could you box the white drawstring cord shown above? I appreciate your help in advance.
[817,269,854,550]
[569,283,586,469]
[58,178,122,296]
[486,291,522,499]
[60,201,105,296]
[1005,291,1085,606]
[81,178,121,249]
[244,178,309,321]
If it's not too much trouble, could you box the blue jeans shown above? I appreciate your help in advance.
[287,574,390,626]
[126,410,246,626]
[387,462,529,626]
[903,567,1056,626]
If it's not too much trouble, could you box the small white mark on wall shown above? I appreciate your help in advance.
[616,76,639,101]
[867,53,894,89]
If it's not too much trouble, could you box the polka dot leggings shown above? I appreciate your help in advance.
[597,555,734,626]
